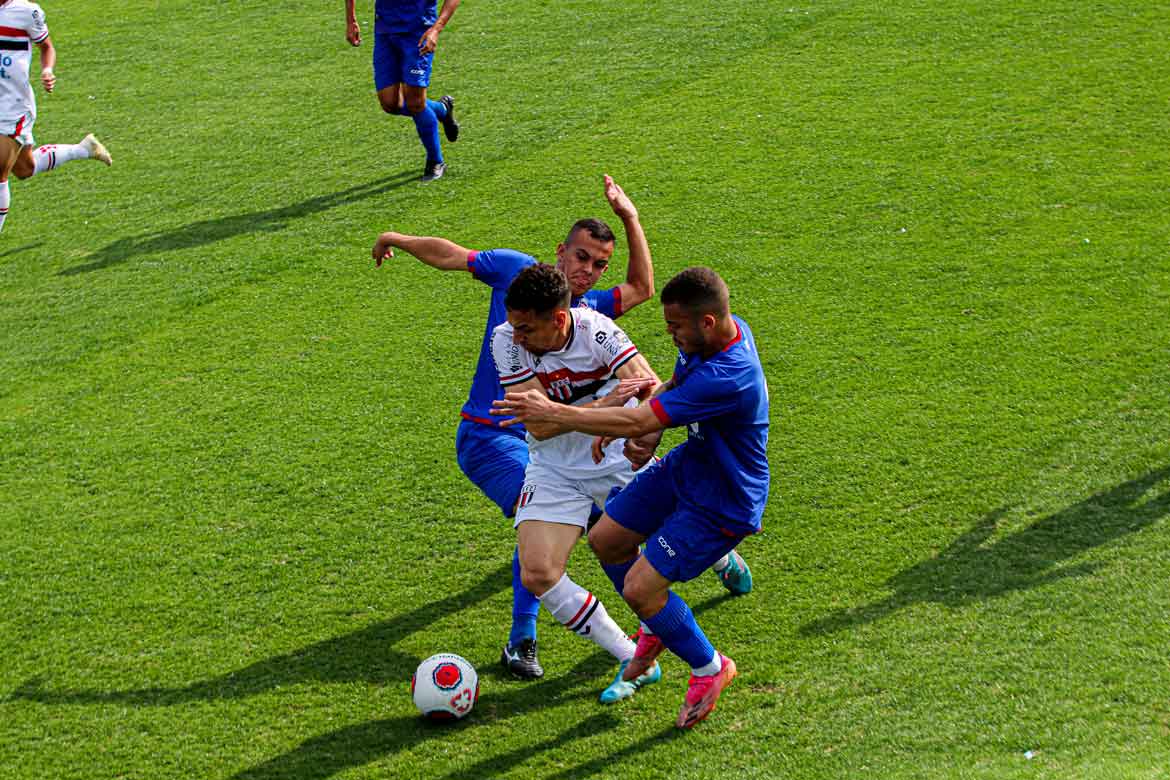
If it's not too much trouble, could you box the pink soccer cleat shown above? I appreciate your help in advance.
[676,654,738,729]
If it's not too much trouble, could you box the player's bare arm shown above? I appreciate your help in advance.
[344,0,361,46]
[604,175,654,311]
[36,37,55,92]
[495,390,664,439]
[418,0,461,54]
[372,231,472,270]
[502,373,650,441]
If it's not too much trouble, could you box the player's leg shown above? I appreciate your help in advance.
[14,135,111,180]
[454,421,543,679]
[0,134,20,231]
[624,510,745,728]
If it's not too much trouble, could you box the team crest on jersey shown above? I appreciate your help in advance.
[432,662,463,691]
[518,484,536,508]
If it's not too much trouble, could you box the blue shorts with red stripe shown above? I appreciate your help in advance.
[604,449,747,583]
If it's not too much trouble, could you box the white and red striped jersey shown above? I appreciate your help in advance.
[0,0,48,122]
[492,307,641,477]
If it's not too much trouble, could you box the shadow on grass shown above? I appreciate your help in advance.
[230,594,726,780]
[56,171,417,276]
[802,465,1170,635]
[12,562,513,706]
[0,241,44,260]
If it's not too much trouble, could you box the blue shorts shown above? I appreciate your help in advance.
[456,420,528,518]
[373,32,433,90]
[605,453,747,583]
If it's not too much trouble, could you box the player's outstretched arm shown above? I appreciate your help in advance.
[372,231,473,270]
[604,175,654,312]
[493,390,665,439]
[418,0,462,54]
[36,37,55,92]
[344,0,362,46]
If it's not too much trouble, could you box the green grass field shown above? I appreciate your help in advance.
[3,0,1170,777]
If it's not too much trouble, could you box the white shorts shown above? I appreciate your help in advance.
[1,111,35,147]
[513,462,638,529]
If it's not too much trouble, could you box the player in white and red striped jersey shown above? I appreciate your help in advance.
[0,0,111,233]
[490,263,666,702]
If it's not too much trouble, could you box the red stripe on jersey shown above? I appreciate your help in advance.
[649,397,672,426]
[612,285,623,316]
[13,115,24,135]
[721,323,743,352]
[567,593,595,627]
[607,344,637,369]
[466,250,478,275]
[534,365,609,388]
[460,412,498,426]
[0,26,29,38]
[500,369,534,384]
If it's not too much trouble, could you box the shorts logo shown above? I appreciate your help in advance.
[410,68,426,75]
[518,484,536,508]
[657,535,676,558]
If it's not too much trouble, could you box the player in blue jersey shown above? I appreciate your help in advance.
[345,0,461,182]
[370,176,682,679]
[492,267,769,728]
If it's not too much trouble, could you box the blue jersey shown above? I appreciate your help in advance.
[647,316,770,532]
[374,0,436,35]
[462,248,624,430]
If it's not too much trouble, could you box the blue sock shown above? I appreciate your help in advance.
[643,591,716,670]
[410,105,443,164]
[509,545,539,645]
[427,98,447,121]
[601,558,635,597]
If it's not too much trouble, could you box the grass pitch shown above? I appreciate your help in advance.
[2,1,1169,778]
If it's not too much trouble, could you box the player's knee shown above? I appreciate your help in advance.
[11,160,33,179]
[378,96,400,114]
[621,579,666,617]
[520,564,561,597]
[404,96,426,115]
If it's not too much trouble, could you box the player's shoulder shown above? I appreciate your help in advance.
[573,305,618,332]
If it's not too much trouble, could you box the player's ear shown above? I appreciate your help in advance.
[701,313,717,332]
[555,309,568,329]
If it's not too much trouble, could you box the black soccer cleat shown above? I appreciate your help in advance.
[501,638,544,679]
[421,160,446,182]
[439,95,459,143]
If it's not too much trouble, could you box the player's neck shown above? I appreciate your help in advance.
[701,317,739,358]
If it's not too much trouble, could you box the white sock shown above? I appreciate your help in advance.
[0,180,9,232]
[692,653,723,677]
[31,143,90,176]
[711,555,731,572]
[540,573,636,662]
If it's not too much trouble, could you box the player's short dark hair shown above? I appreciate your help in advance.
[566,218,616,246]
[660,267,730,316]
[505,263,572,316]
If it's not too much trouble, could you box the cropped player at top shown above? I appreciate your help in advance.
[493,267,769,728]
[0,0,111,233]
[490,263,664,701]
[345,0,461,182]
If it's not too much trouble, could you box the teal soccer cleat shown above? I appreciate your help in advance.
[599,658,662,704]
[716,549,753,595]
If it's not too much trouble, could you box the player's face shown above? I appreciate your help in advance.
[663,303,716,355]
[508,308,570,355]
[556,232,614,297]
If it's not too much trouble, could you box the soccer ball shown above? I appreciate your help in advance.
[411,653,479,721]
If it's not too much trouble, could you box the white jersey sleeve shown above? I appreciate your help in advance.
[589,317,639,373]
[28,3,48,43]
[490,322,536,387]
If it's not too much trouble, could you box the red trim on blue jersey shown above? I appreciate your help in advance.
[721,323,744,352]
[0,26,29,38]
[607,344,637,369]
[612,285,623,316]
[460,411,498,426]
[466,250,479,276]
[649,397,672,426]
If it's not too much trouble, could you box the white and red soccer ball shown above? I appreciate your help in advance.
[411,653,479,720]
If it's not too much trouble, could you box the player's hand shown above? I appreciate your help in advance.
[40,68,55,93]
[492,389,558,426]
[372,232,397,267]
[591,435,616,464]
[622,430,663,470]
[596,377,655,408]
[418,26,440,54]
[604,175,637,221]
[346,19,362,46]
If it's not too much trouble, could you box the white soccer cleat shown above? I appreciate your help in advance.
[81,133,112,166]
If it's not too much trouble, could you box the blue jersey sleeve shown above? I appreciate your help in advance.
[468,249,537,291]
[649,364,742,428]
[580,286,624,319]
